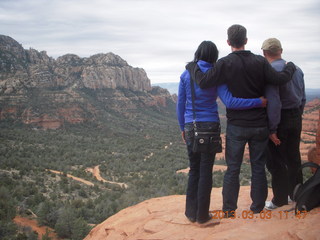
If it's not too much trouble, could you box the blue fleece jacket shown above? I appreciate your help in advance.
[177,60,262,131]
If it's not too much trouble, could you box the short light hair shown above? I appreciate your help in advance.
[263,49,282,58]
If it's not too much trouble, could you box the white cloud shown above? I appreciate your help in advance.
[0,0,319,88]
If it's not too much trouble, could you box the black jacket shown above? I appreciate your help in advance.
[186,50,296,127]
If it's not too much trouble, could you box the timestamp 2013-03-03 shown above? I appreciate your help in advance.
[209,209,317,220]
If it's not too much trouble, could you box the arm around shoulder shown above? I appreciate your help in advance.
[185,61,223,89]
[217,84,263,110]
[265,61,296,85]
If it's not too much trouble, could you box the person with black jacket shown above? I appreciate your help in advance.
[186,24,296,216]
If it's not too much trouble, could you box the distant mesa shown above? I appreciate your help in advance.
[0,35,151,93]
[0,35,175,129]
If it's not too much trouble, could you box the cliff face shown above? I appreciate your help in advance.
[84,186,320,240]
[0,35,151,93]
[0,35,174,129]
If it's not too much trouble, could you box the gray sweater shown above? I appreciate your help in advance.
[265,58,306,133]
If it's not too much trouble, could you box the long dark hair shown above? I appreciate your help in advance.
[193,41,219,64]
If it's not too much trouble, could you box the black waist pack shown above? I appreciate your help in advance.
[293,162,320,214]
[193,129,222,154]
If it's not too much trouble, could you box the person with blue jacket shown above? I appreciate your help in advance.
[177,40,266,224]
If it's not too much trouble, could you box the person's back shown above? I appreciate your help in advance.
[220,51,268,127]
[268,58,305,109]
[262,38,306,210]
[178,60,219,127]
[177,41,221,224]
[219,24,271,215]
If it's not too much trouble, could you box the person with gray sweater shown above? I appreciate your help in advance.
[263,38,306,210]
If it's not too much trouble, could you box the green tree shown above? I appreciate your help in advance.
[55,207,75,238]
[71,217,91,240]
[0,186,16,221]
[55,206,90,240]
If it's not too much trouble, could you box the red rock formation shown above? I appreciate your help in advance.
[317,110,320,164]
[301,99,320,162]
[20,107,88,129]
[307,110,320,172]
[0,35,176,129]
[0,107,18,119]
[302,99,320,132]
[84,186,320,240]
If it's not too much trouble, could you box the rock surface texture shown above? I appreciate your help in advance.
[84,186,320,240]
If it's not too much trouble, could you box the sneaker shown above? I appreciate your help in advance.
[288,196,293,204]
[265,201,278,210]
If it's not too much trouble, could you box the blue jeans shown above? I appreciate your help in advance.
[222,124,268,213]
[184,122,219,222]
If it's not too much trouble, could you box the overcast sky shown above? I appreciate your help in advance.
[1,0,319,88]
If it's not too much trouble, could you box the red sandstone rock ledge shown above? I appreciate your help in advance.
[84,186,320,240]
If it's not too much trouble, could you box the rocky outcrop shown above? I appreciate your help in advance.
[0,35,175,129]
[84,186,320,240]
[317,110,320,163]
[307,110,320,170]
[0,35,151,94]
[301,99,320,162]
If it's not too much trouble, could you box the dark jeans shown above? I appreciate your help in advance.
[184,122,219,222]
[266,109,303,206]
[222,124,268,213]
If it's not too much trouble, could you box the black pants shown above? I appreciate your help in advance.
[184,122,219,222]
[266,108,303,206]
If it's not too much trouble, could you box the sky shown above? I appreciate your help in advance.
[0,0,319,89]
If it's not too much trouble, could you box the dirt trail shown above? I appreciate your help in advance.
[47,169,94,186]
[14,216,59,240]
[176,164,227,174]
[86,165,128,189]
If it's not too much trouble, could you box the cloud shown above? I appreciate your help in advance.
[0,0,319,88]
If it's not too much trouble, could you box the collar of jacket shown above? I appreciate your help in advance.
[197,60,213,72]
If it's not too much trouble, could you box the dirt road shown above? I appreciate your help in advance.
[86,165,128,189]
[14,216,59,240]
[47,169,94,186]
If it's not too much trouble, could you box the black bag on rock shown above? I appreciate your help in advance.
[293,162,320,214]
[189,71,222,154]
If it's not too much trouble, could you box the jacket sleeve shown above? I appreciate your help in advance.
[186,61,225,89]
[265,60,296,85]
[299,69,306,115]
[176,74,187,131]
[217,84,262,109]
[265,84,281,134]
